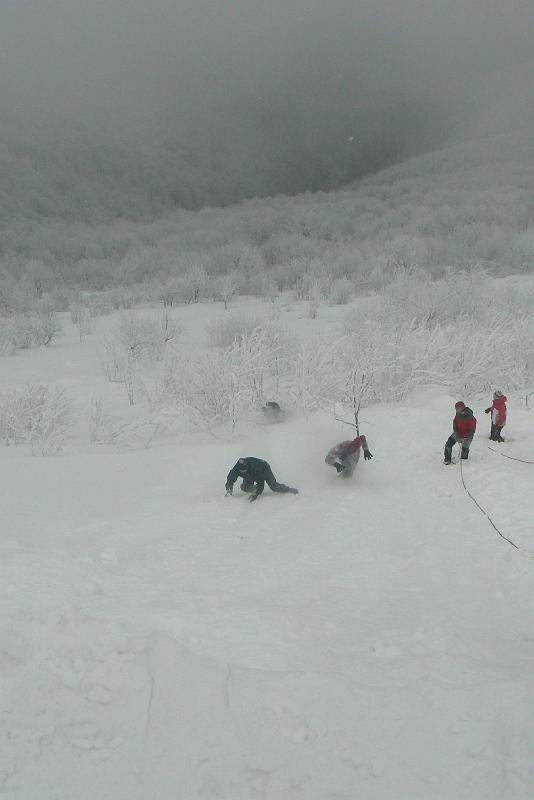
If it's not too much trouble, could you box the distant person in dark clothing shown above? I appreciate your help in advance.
[225,457,298,502]
[444,401,477,464]
[485,390,507,442]
[325,434,373,478]
[262,401,283,423]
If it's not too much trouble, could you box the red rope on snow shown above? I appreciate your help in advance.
[487,446,534,465]
[459,458,519,550]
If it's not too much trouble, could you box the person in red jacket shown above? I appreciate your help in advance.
[485,390,507,442]
[444,401,477,464]
[325,434,373,477]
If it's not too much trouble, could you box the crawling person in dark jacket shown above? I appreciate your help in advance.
[225,457,298,502]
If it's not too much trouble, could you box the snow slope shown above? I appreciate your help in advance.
[1,308,534,799]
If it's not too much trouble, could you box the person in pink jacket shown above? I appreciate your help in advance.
[325,434,373,477]
[485,390,507,442]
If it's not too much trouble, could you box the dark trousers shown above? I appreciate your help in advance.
[444,433,471,462]
[335,450,361,478]
[241,466,294,494]
[490,424,503,441]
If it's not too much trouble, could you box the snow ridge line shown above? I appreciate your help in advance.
[487,446,534,465]
[459,459,519,550]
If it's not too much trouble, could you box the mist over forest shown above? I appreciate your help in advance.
[1,0,534,224]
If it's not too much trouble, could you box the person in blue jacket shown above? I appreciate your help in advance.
[225,457,298,502]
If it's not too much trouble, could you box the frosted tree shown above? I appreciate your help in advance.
[215,272,240,309]
[158,323,288,432]
[289,339,340,413]
[330,322,404,430]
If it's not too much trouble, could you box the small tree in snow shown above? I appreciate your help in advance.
[215,272,240,309]
[289,339,340,413]
[0,385,73,455]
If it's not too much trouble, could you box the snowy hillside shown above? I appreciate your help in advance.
[2,125,534,304]
[2,298,533,799]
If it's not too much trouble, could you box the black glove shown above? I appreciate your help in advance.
[484,407,491,414]
[225,484,233,495]
[334,461,346,473]
[364,449,373,460]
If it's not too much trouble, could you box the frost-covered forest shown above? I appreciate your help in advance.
[2,129,534,302]
[2,129,534,445]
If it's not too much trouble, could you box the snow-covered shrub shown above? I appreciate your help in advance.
[213,272,241,309]
[158,350,235,432]
[511,228,534,272]
[70,298,98,335]
[84,292,113,317]
[289,341,331,413]
[0,277,39,315]
[330,322,409,422]
[208,242,263,277]
[179,264,209,304]
[445,324,501,397]
[206,312,262,347]
[272,258,308,291]
[339,312,452,411]
[495,280,534,314]
[235,323,291,406]
[306,281,323,319]
[88,396,117,444]
[375,265,489,327]
[108,287,139,310]
[77,307,92,342]
[100,337,127,383]
[100,311,178,404]
[158,309,182,346]
[157,276,185,307]
[328,276,354,305]
[444,311,534,397]
[157,265,209,306]
[158,323,290,431]
[293,267,327,301]
[48,288,76,312]
[0,326,16,356]
[1,313,62,350]
[115,312,166,362]
[392,323,450,398]
[511,314,534,396]
[69,301,83,324]
[257,275,280,304]
[0,384,73,455]
[22,258,54,300]
[89,395,164,446]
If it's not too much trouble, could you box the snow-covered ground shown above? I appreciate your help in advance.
[1,301,534,799]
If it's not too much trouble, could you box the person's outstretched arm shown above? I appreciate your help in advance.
[225,464,240,494]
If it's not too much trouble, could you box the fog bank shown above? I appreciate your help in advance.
[1,0,533,216]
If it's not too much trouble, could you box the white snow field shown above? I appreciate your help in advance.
[1,303,534,800]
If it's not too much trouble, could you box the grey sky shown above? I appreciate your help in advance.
[1,0,533,203]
